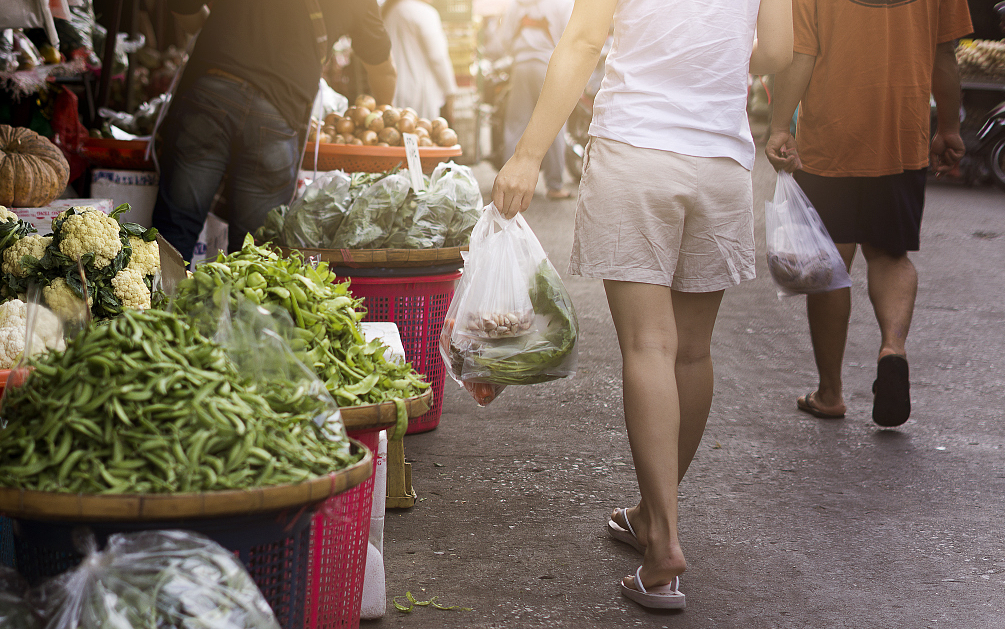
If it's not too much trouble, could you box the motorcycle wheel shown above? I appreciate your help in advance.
[988,135,1005,193]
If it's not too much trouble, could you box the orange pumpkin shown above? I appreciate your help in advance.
[0,125,70,208]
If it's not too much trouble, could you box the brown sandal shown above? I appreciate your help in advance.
[796,391,845,419]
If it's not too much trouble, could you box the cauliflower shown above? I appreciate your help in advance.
[0,298,66,351]
[0,206,18,223]
[43,278,92,322]
[57,208,123,269]
[3,234,51,277]
[126,236,161,277]
[112,268,151,310]
[0,326,45,369]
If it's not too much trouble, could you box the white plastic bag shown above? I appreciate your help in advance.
[440,203,579,405]
[32,530,281,629]
[765,171,852,296]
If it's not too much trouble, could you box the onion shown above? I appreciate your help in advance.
[355,94,377,110]
[397,117,416,134]
[365,112,385,132]
[360,129,379,145]
[351,106,371,127]
[335,118,355,135]
[378,127,402,146]
[417,118,432,133]
[436,128,458,147]
[382,108,401,127]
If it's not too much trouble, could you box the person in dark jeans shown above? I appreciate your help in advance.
[154,0,396,260]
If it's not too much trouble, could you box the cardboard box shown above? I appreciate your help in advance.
[90,169,159,227]
[10,199,114,234]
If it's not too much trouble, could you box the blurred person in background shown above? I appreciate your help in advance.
[382,0,458,123]
[486,0,574,200]
[153,0,396,260]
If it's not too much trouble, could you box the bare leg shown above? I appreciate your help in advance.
[861,244,916,360]
[803,243,857,414]
[672,289,724,480]
[604,280,723,589]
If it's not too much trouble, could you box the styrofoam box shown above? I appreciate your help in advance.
[11,199,114,234]
[359,322,406,363]
[90,169,158,227]
[190,213,229,266]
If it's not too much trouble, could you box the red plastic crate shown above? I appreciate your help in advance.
[307,430,378,629]
[340,272,460,434]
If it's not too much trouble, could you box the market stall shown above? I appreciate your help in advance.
[1,2,487,624]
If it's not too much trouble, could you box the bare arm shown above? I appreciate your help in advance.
[764,51,814,172]
[492,0,616,217]
[750,0,793,76]
[929,41,965,174]
[362,56,397,106]
[173,6,210,35]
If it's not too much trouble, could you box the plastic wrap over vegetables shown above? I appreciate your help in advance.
[0,568,39,628]
[280,171,353,249]
[32,530,280,629]
[330,172,412,249]
[432,162,483,248]
[257,163,483,250]
[440,203,578,405]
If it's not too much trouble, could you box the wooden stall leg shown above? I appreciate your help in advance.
[385,438,415,509]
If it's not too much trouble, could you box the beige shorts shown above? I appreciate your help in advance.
[569,137,755,292]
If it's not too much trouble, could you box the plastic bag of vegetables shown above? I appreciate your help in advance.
[279,171,353,249]
[432,162,483,248]
[0,567,39,628]
[32,530,280,629]
[392,162,483,250]
[331,172,412,249]
[440,203,579,405]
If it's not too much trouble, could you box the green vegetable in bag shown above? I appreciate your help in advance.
[34,531,280,629]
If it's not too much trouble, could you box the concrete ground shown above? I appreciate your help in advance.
[367,145,1005,629]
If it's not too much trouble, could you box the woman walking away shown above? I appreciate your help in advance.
[492,0,793,610]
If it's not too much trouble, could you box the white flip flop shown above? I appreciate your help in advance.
[606,507,644,554]
[620,566,686,609]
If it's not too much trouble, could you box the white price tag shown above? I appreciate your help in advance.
[402,133,425,192]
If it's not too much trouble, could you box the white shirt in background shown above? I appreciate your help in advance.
[383,0,458,120]
[485,0,574,66]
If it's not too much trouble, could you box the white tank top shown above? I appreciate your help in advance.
[589,0,760,169]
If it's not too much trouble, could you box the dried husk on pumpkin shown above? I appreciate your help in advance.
[0,125,70,208]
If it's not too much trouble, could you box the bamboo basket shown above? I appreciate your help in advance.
[340,388,432,434]
[280,246,465,269]
[0,440,372,522]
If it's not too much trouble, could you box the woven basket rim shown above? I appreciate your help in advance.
[0,439,372,522]
[280,246,465,268]
[341,389,432,431]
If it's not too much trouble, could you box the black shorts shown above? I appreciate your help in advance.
[793,169,926,256]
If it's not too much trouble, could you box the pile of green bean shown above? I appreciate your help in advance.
[171,234,430,407]
[0,308,361,494]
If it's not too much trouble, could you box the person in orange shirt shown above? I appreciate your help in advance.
[766,0,973,427]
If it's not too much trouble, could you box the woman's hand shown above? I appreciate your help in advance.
[492,154,543,219]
